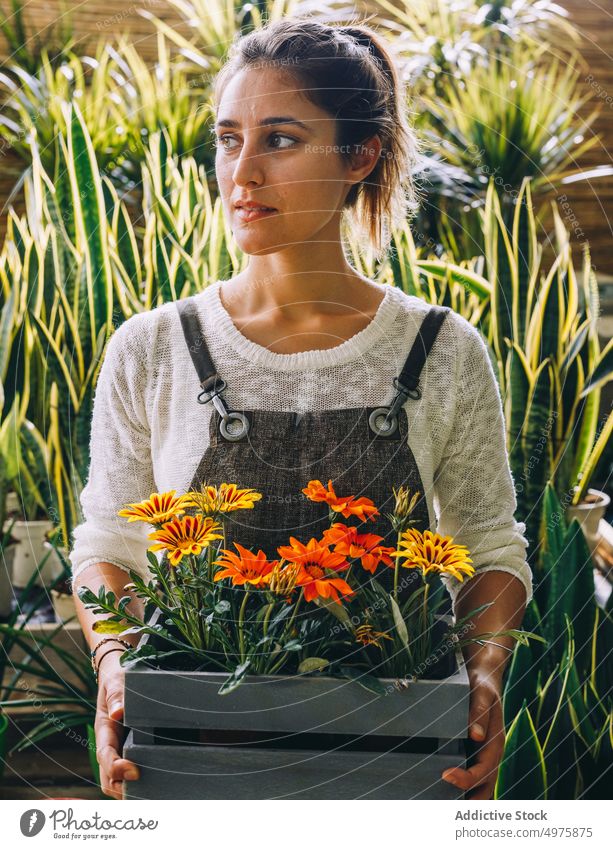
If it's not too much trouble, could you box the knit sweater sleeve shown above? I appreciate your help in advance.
[68,316,156,589]
[432,316,533,614]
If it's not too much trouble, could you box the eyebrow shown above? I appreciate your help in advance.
[214,116,315,134]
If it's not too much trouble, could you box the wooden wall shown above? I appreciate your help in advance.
[0,1,611,277]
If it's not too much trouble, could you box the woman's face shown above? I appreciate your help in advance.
[213,65,365,256]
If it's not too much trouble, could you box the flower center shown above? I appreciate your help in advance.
[306,564,325,579]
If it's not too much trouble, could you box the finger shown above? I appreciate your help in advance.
[468,685,495,742]
[101,774,123,800]
[109,757,140,783]
[442,756,495,791]
[443,751,501,792]
[104,682,125,722]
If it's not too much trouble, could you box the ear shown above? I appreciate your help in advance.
[345,134,383,185]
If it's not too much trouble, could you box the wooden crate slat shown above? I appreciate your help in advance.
[123,738,465,800]
[124,660,469,739]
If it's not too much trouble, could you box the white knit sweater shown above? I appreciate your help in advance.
[69,279,533,613]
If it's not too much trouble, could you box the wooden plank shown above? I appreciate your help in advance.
[122,738,466,800]
[124,658,470,739]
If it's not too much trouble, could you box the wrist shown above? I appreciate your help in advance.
[90,636,134,682]
[462,643,512,686]
[96,647,125,678]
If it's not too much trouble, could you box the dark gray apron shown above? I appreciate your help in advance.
[176,296,449,600]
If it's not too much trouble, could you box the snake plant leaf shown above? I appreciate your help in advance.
[544,517,594,676]
[502,638,538,731]
[521,358,554,552]
[62,100,114,343]
[542,483,565,561]
[572,405,613,504]
[505,341,530,486]
[537,664,575,799]
[560,318,590,374]
[496,701,547,799]
[511,178,537,346]
[580,336,613,397]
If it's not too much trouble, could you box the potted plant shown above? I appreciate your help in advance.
[0,567,98,786]
[78,482,539,800]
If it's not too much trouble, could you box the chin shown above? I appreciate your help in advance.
[232,234,289,256]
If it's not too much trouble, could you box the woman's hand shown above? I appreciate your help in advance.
[95,651,141,799]
[441,668,505,800]
[442,570,527,800]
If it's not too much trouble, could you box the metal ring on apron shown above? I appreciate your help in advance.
[368,407,399,437]
[219,411,250,441]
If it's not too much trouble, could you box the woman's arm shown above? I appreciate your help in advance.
[72,561,144,800]
[441,569,527,800]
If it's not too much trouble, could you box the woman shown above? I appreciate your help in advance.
[71,17,532,801]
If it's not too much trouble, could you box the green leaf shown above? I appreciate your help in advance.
[389,594,409,648]
[297,657,330,674]
[338,666,389,696]
[92,620,130,634]
[496,702,547,799]
[218,660,251,695]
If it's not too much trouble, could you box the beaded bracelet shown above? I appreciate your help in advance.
[90,637,133,682]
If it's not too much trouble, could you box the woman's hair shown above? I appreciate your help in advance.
[212,16,421,260]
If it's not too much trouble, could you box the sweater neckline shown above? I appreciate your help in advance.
[199,279,402,372]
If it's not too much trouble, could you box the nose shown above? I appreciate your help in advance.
[232,137,265,188]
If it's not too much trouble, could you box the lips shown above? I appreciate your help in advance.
[235,205,278,222]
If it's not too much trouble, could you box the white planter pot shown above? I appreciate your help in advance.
[4,491,21,516]
[565,488,611,556]
[2,520,61,587]
[0,542,15,617]
[51,589,77,623]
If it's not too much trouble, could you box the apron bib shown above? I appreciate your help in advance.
[177,295,449,599]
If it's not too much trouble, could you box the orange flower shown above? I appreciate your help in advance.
[148,515,223,566]
[118,490,192,525]
[322,523,395,574]
[213,543,276,587]
[390,529,474,582]
[302,479,379,522]
[277,537,354,604]
[355,624,393,648]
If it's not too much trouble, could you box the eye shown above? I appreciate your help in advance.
[214,132,297,152]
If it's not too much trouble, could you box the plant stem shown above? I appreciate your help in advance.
[393,528,402,601]
[267,593,303,675]
[238,586,250,663]
[420,577,430,662]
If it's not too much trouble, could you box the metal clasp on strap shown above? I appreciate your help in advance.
[368,376,422,437]
[197,378,250,441]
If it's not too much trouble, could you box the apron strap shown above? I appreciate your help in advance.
[177,294,449,400]
[175,298,225,397]
[397,304,450,394]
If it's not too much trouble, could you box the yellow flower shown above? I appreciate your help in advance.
[355,624,393,649]
[268,560,301,603]
[390,529,474,582]
[147,515,223,567]
[184,482,262,516]
[118,490,192,525]
[390,486,422,532]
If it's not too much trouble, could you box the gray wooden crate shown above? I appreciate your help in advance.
[122,637,470,799]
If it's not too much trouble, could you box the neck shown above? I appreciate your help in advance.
[223,251,375,321]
